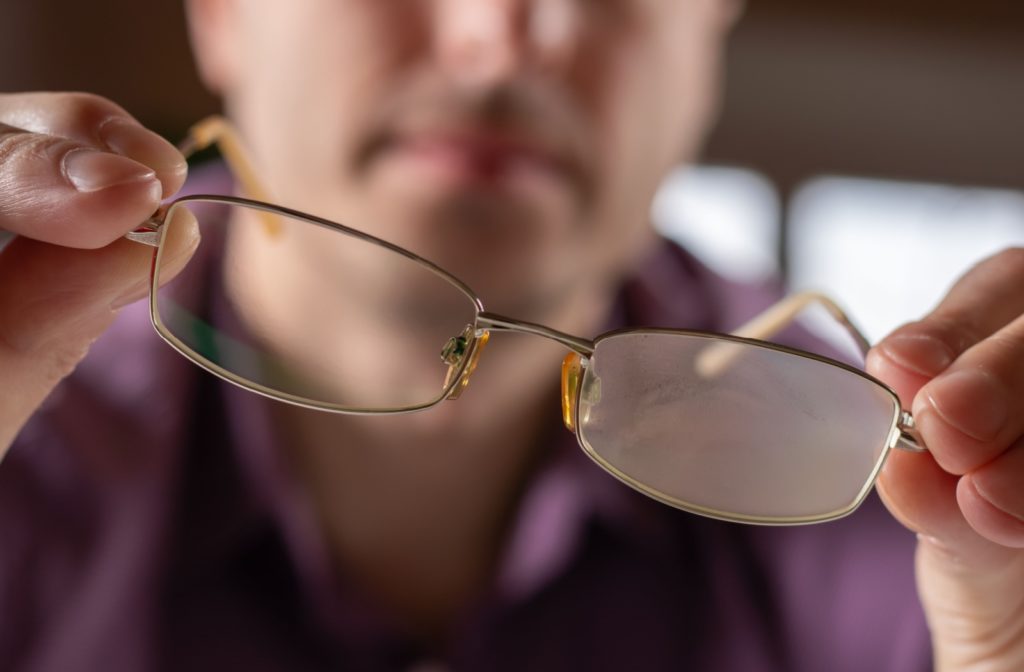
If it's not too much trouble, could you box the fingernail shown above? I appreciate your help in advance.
[882,333,956,377]
[915,368,1008,443]
[63,148,158,193]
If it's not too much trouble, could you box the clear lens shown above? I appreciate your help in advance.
[152,199,479,411]
[576,332,900,522]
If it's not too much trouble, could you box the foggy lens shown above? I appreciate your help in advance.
[576,331,901,522]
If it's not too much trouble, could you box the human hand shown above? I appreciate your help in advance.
[867,248,1024,671]
[0,92,199,455]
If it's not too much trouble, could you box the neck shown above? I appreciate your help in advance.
[279,348,563,647]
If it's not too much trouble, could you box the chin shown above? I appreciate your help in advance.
[368,184,565,273]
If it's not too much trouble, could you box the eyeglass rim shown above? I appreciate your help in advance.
[147,194,486,415]
[145,195,911,526]
[145,195,907,419]
[127,117,927,528]
[570,328,904,526]
[142,194,905,458]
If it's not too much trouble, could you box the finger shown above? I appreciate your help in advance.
[958,437,1024,548]
[912,310,1024,475]
[867,248,1024,407]
[0,124,163,248]
[0,209,199,454]
[0,92,186,198]
[869,248,1024,555]
[876,446,970,540]
[881,309,1024,550]
[876,446,1016,570]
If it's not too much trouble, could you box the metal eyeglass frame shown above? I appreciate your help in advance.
[124,116,927,526]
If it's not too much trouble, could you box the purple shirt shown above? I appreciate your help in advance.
[1,194,930,671]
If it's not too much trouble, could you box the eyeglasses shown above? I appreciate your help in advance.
[126,117,927,526]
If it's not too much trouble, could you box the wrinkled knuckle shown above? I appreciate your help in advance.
[0,132,75,200]
[23,134,65,164]
[0,126,28,166]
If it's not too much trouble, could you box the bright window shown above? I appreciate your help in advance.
[653,165,781,284]
[788,177,1024,342]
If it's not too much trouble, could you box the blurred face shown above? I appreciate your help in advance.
[189,0,735,323]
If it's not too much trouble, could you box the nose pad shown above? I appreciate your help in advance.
[560,352,583,432]
[441,326,491,400]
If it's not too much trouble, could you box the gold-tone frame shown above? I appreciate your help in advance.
[125,116,927,526]
[143,194,486,415]
[572,328,905,526]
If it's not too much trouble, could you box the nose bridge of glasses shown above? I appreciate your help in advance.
[475,311,595,355]
[469,313,594,429]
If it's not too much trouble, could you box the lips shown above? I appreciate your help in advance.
[390,128,570,184]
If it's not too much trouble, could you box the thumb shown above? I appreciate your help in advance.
[0,224,199,454]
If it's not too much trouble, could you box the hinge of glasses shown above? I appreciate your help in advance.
[894,411,927,453]
[124,206,168,247]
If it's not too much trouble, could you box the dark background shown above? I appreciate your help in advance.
[3,0,1022,196]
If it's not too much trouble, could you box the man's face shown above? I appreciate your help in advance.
[190,0,734,324]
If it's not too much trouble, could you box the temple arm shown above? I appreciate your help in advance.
[727,291,872,357]
[180,117,272,202]
[121,115,282,246]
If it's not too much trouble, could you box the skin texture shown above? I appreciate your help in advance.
[868,248,1024,670]
[0,1,1022,667]
[0,92,197,451]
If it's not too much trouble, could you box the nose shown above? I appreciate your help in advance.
[433,0,579,87]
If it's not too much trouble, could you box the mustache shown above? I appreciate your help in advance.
[353,73,596,205]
